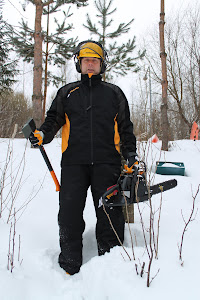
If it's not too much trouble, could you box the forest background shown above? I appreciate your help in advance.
[0,0,199,141]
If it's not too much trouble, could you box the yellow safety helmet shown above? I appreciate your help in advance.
[78,42,104,59]
[73,40,108,74]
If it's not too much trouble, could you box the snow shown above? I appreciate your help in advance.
[159,162,182,168]
[0,138,200,299]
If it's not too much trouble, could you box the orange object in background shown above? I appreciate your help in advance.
[190,122,199,140]
[151,134,159,143]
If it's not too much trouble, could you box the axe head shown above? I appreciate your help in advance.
[22,118,36,139]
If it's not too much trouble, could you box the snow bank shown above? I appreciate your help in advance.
[0,139,200,299]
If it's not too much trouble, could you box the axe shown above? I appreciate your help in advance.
[22,119,60,192]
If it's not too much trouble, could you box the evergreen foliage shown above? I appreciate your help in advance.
[11,0,88,87]
[83,0,145,80]
[0,0,18,95]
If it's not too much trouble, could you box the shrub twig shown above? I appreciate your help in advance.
[178,184,199,264]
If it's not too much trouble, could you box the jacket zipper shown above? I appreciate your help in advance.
[89,76,93,164]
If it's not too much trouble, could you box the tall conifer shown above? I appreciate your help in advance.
[0,0,18,95]
[11,0,88,126]
[83,0,145,80]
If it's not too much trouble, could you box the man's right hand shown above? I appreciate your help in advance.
[29,130,44,147]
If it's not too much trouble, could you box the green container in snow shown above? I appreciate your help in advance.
[156,161,185,176]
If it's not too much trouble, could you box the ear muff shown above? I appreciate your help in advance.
[75,58,81,73]
[73,40,108,74]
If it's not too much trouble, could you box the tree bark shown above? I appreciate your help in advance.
[32,1,43,128]
[42,4,50,123]
[159,0,169,150]
[32,0,53,128]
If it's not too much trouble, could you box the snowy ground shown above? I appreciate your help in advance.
[0,138,200,300]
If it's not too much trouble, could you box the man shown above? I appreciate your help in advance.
[29,40,137,275]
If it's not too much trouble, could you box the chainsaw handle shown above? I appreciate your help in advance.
[102,184,119,201]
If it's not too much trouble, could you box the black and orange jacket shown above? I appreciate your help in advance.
[40,74,136,166]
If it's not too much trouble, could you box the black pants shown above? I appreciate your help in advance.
[58,164,125,275]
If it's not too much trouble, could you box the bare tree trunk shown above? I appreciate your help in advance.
[32,0,53,128]
[42,4,50,123]
[159,0,169,150]
[32,1,43,128]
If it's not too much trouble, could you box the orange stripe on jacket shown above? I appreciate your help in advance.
[114,114,120,153]
[62,114,70,153]
[69,87,79,94]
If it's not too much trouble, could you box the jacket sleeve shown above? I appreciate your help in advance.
[116,87,137,160]
[39,87,66,144]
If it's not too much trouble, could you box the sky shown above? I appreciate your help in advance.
[3,0,194,103]
[4,0,192,37]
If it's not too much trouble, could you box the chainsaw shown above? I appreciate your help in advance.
[99,162,177,207]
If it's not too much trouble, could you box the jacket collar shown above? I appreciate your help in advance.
[81,73,102,86]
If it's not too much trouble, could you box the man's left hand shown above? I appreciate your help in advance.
[127,155,138,168]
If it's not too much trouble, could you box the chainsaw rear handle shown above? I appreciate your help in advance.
[102,184,119,203]
[102,166,138,201]
[22,118,60,192]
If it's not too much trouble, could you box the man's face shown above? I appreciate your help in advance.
[81,57,101,75]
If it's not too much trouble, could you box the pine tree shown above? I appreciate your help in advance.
[0,0,18,95]
[11,0,88,127]
[83,0,145,80]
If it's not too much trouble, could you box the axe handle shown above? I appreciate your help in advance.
[50,170,60,192]
[39,146,60,192]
